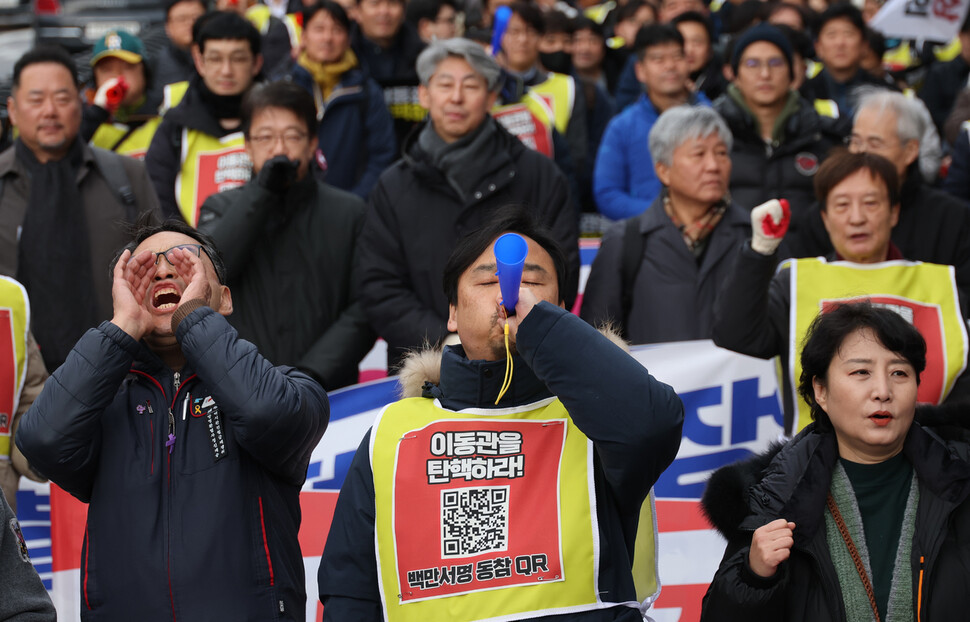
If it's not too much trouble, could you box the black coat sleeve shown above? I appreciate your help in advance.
[943,129,970,204]
[712,242,790,360]
[176,307,330,486]
[15,322,142,502]
[317,431,383,622]
[579,220,626,331]
[515,302,684,509]
[700,537,789,620]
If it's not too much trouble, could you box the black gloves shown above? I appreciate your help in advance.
[256,155,300,194]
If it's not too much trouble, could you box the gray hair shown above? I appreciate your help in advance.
[648,105,733,167]
[415,38,503,93]
[854,87,925,145]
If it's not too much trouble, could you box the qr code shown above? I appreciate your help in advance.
[441,487,509,558]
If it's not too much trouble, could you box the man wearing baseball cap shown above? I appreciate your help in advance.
[81,30,162,159]
[713,23,842,222]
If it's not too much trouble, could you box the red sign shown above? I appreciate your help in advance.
[193,147,251,220]
[0,310,15,437]
[492,105,554,157]
[392,420,566,601]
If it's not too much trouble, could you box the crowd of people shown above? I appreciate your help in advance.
[3,0,970,618]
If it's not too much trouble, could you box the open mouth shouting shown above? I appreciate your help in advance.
[152,284,182,312]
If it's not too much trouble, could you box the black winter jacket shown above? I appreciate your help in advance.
[198,176,375,390]
[317,302,685,621]
[358,118,580,369]
[713,91,842,218]
[790,169,970,293]
[16,308,329,621]
[700,419,970,621]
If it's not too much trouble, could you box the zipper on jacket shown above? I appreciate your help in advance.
[173,371,181,394]
[148,401,155,476]
[917,555,925,622]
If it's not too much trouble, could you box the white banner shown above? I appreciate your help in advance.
[869,0,969,41]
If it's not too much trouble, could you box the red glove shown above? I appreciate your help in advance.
[94,76,128,114]
[750,199,790,255]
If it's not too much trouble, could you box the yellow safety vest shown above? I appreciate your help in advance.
[883,41,916,73]
[934,38,962,62]
[0,277,29,461]
[371,396,651,622]
[530,73,575,135]
[492,92,556,157]
[90,117,162,160]
[805,60,824,80]
[175,128,251,226]
[788,258,967,432]
[160,80,189,116]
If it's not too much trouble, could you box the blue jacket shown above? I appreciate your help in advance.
[317,302,685,620]
[16,307,330,621]
[593,92,710,221]
[288,65,397,199]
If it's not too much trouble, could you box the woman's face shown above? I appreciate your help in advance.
[303,10,350,64]
[813,327,917,464]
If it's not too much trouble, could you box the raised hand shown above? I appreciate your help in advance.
[748,518,796,578]
[110,249,157,339]
[167,246,212,308]
[750,199,791,256]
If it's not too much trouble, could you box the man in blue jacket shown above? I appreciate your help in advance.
[16,222,330,621]
[319,208,684,621]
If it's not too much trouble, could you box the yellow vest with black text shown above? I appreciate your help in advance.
[530,73,576,135]
[176,128,251,226]
[90,117,162,159]
[0,277,29,462]
[788,258,967,432]
[371,396,655,622]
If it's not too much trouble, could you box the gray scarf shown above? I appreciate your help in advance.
[825,463,918,622]
[416,117,508,203]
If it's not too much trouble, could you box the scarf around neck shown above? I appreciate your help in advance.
[15,138,100,371]
[825,462,918,622]
[298,49,358,101]
[416,117,507,203]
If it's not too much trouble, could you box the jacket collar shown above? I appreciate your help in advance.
[0,139,99,183]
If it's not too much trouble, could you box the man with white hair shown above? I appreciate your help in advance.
[792,89,970,292]
[357,37,579,370]
[582,105,754,343]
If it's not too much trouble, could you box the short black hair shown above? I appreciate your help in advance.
[815,2,866,40]
[634,23,684,61]
[241,80,318,138]
[508,2,545,36]
[304,0,352,32]
[573,15,605,40]
[13,46,79,90]
[194,10,262,56]
[866,27,886,59]
[405,0,455,26]
[542,9,575,36]
[114,219,228,285]
[672,11,714,45]
[442,206,567,306]
[165,0,206,20]
[815,149,900,208]
[798,301,926,431]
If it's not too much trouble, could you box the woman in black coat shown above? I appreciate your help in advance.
[701,302,970,621]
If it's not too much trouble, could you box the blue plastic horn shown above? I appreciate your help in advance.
[491,6,512,57]
[494,232,528,315]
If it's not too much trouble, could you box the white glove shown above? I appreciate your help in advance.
[750,199,790,256]
[93,76,127,113]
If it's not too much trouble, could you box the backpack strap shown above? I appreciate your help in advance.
[90,147,138,222]
[619,216,645,337]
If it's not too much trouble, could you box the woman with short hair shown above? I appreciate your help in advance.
[701,301,970,621]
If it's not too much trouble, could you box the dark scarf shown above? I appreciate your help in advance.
[195,75,245,121]
[15,138,99,371]
[416,117,507,203]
